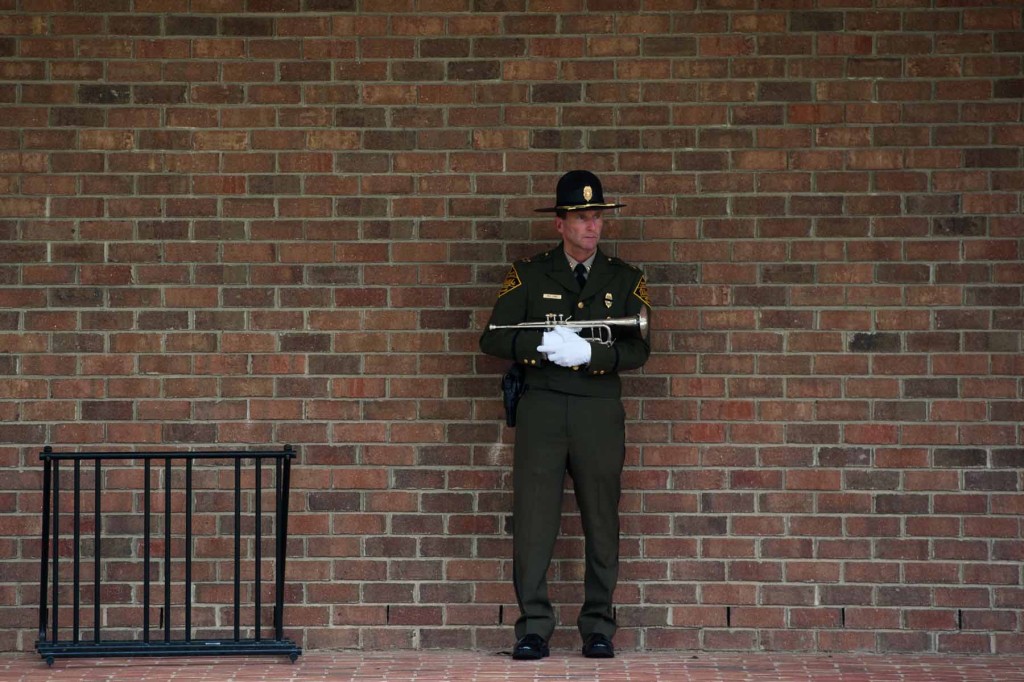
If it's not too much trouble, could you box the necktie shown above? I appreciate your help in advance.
[574,263,587,290]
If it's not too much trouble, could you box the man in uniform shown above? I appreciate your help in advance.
[479,170,652,660]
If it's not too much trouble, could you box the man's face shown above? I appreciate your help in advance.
[556,209,604,260]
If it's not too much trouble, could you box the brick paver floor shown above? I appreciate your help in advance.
[3,651,1024,681]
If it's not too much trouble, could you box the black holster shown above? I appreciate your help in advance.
[500,363,526,428]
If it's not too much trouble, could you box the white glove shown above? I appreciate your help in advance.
[537,326,592,367]
[540,329,561,353]
[537,328,564,361]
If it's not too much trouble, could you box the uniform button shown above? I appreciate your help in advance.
[572,365,579,371]
[577,302,584,309]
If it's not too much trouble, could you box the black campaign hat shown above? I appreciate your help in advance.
[535,170,626,213]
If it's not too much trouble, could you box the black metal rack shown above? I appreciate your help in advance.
[35,446,301,665]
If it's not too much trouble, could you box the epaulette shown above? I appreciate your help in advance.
[606,255,640,271]
[518,249,555,266]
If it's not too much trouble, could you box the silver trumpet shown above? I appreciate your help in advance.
[487,308,648,346]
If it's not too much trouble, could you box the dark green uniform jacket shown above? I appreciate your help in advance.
[480,243,651,398]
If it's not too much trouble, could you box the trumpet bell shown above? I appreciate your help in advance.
[600,308,648,335]
[636,307,649,335]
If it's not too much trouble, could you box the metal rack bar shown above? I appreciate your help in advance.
[35,447,300,665]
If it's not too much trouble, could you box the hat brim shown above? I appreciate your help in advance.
[535,202,626,213]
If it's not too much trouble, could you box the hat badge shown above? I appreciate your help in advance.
[583,185,593,201]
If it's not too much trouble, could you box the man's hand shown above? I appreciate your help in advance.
[539,328,561,354]
[537,326,592,367]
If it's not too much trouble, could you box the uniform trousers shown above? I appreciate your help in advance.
[512,387,626,641]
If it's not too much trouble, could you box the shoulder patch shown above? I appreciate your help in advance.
[632,274,651,307]
[497,265,522,298]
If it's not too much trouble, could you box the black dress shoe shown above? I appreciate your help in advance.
[512,633,549,660]
[582,632,615,658]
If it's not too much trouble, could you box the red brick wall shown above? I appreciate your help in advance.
[2,3,1023,655]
